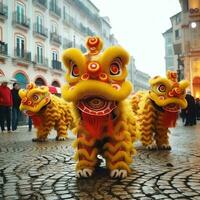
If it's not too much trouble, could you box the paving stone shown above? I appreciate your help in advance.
[142,185,155,194]
[40,189,53,194]
[0,123,200,199]
[4,196,19,200]
[45,195,60,200]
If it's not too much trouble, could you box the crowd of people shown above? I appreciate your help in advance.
[180,92,200,126]
[0,77,32,133]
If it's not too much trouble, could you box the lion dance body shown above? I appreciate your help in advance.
[62,36,136,178]
[131,71,189,150]
[19,83,74,142]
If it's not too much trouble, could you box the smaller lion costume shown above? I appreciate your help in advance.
[131,71,189,150]
[19,83,75,142]
[62,36,136,178]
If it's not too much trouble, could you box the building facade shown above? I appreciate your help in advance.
[163,28,176,71]
[127,56,150,92]
[0,0,150,93]
[0,0,117,90]
[163,0,200,98]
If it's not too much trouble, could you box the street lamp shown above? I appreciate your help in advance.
[191,22,197,29]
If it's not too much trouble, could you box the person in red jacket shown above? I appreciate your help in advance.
[0,79,13,133]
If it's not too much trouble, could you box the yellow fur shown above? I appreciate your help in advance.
[131,71,189,149]
[19,83,75,141]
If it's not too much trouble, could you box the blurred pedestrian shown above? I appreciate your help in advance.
[28,116,32,132]
[11,83,21,131]
[0,78,13,133]
[180,109,186,123]
[195,98,200,120]
[184,92,196,126]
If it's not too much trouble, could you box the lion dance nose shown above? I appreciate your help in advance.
[168,87,181,97]
[84,61,109,82]
[87,61,101,79]
[87,62,101,75]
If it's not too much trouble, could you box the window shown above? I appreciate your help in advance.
[36,44,43,64]
[175,29,181,40]
[63,4,70,20]
[175,15,181,24]
[52,50,58,61]
[16,2,25,23]
[51,0,57,9]
[16,35,25,57]
[51,22,57,33]
[36,15,43,33]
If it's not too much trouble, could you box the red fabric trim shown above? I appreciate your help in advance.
[81,112,113,139]
[161,111,178,128]
[31,115,43,127]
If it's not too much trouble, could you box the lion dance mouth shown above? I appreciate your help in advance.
[77,96,117,116]
[77,97,117,139]
[163,103,180,112]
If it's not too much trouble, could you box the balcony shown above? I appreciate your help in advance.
[0,41,8,60]
[52,60,62,71]
[33,23,48,40]
[14,48,31,62]
[12,12,30,31]
[50,32,62,46]
[49,1,61,19]
[34,55,48,70]
[63,38,73,49]
[0,41,8,55]
[63,13,80,30]
[0,2,8,21]
[63,13,73,26]
[72,0,100,25]
[32,0,47,11]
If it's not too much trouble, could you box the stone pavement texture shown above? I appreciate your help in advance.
[0,120,200,200]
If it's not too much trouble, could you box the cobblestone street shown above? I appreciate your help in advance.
[0,120,200,200]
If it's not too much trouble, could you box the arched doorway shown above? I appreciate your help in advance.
[14,72,28,89]
[35,77,46,86]
[51,80,60,87]
[51,80,61,96]
[193,76,200,98]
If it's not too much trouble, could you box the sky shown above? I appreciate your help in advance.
[91,0,181,77]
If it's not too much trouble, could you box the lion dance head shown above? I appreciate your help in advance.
[149,70,189,127]
[19,82,51,115]
[62,36,132,138]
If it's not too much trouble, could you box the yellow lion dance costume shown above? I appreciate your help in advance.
[62,36,136,178]
[19,83,74,142]
[131,71,189,150]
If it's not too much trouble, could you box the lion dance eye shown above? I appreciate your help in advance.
[32,94,39,101]
[70,60,79,77]
[110,57,122,76]
[157,84,166,92]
